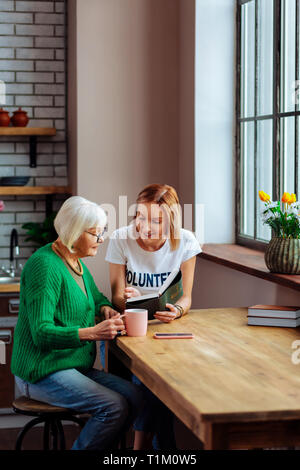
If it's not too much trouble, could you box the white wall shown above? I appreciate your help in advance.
[68,0,180,296]
[195,0,235,244]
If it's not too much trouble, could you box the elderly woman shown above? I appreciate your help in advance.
[11,196,144,451]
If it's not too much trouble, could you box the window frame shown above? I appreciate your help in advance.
[236,0,300,251]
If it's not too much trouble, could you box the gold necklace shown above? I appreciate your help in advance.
[52,241,83,276]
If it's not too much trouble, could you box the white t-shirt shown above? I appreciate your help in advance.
[105,224,202,296]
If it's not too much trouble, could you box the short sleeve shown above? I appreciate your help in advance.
[181,230,202,263]
[105,232,126,265]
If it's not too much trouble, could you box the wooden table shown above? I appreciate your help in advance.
[108,308,300,450]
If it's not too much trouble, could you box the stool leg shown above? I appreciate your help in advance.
[56,420,66,450]
[15,417,45,451]
[50,419,58,450]
[43,419,50,450]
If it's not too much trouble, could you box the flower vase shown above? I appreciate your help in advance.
[264,237,300,274]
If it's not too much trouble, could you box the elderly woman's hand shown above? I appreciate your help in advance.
[101,305,120,320]
[92,315,125,340]
[79,315,125,341]
[124,287,141,299]
[153,303,180,323]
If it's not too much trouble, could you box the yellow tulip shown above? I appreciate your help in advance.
[289,193,297,204]
[259,190,270,202]
[281,192,291,203]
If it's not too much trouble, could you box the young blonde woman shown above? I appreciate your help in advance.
[103,184,201,450]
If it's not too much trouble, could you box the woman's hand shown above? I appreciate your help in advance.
[124,287,141,299]
[79,315,125,341]
[153,303,180,323]
[101,305,120,320]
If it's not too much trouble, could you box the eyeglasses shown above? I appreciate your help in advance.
[85,227,107,243]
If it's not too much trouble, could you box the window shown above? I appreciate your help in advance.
[236,0,300,249]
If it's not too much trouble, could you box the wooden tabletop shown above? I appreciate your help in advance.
[113,308,300,440]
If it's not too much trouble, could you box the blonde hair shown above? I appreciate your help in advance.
[54,196,107,252]
[135,184,181,250]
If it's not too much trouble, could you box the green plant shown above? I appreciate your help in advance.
[22,212,57,247]
[259,191,300,239]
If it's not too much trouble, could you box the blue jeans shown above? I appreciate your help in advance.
[15,367,144,451]
[100,341,177,450]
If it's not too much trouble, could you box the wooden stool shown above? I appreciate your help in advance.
[12,396,86,450]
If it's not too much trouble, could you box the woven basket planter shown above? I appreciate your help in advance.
[264,237,300,273]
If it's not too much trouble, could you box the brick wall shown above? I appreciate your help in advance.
[0,0,67,268]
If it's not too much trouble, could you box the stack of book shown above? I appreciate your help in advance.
[247,305,300,327]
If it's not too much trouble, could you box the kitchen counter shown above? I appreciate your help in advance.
[0,284,20,293]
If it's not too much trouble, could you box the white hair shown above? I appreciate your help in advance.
[54,196,107,252]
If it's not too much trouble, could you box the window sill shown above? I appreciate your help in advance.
[199,244,300,292]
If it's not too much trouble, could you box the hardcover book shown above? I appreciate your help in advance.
[248,305,300,319]
[126,269,183,320]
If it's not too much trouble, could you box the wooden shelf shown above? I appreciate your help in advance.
[0,127,56,136]
[200,243,300,292]
[0,186,71,196]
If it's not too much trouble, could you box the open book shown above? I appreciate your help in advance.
[126,269,183,320]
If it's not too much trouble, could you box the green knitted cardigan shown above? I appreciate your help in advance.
[11,243,113,384]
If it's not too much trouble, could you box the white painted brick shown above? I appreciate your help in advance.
[34,200,45,211]
[54,95,64,107]
[16,166,54,177]
[16,95,53,107]
[0,60,34,71]
[55,72,65,83]
[35,107,64,119]
[0,1,14,11]
[36,177,67,186]
[53,154,66,165]
[0,24,14,35]
[36,60,64,72]
[54,166,67,177]
[55,26,64,37]
[0,94,13,105]
[55,49,64,60]
[0,143,14,153]
[0,71,15,82]
[53,132,66,142]
[16,142,29,153]
[0,167,14,177]
[54,119,65,130]
[35,13,64,25]
[27,119,53,127]
[35,84,64,95]
[16,72,54,83]
[0,12,33,23]
[0,48,14,59]
[0,154,29,165]
[17,213,45,224]
[0,224,24,236]
[37,154,53,165]
[35,37,64,48]
[3,201,34,212]
[0,213,15,223]
[54,142,66,153]
[6,83,33,94]
[16,2,54,13]
[55,2,65,13]
[16,24,54,37]
[0,36,33,47]
[36,142,53,154]
[16,48,54,60]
